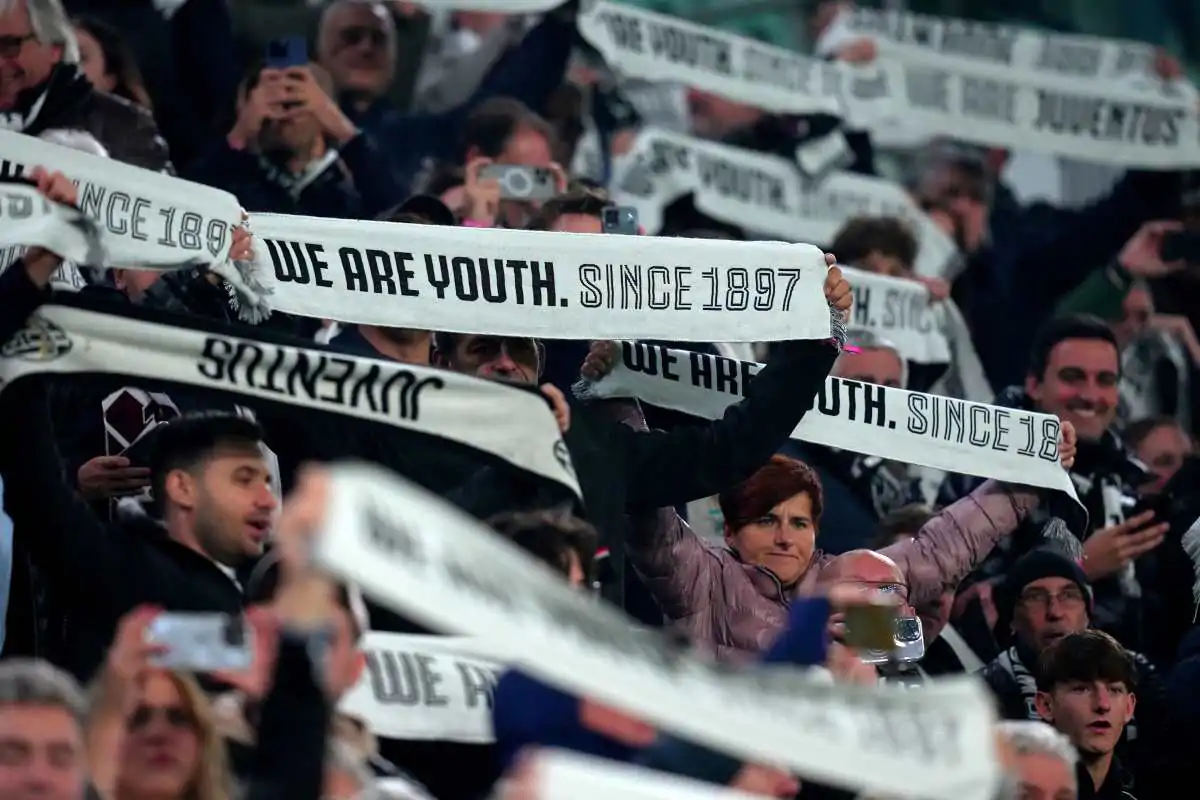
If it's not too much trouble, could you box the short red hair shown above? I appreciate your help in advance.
[718,455,824,532]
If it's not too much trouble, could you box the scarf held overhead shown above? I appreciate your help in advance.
[0,130,834,342]
[574,342,1079,503]
[0,301,581,500]
[313,463,1001,800]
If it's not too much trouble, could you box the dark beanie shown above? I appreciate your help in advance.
[999,548,1092,617]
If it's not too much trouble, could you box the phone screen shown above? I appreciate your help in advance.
[265,36,308,69]
[602,206,638,235]
[843,603,898,651]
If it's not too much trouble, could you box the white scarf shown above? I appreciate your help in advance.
[313,463,1001,800]
[610,128,960,281]
[580,2,1200,169]
[338,633,509,744]
[0,131,835,343]
[573,342,1080,503]
[0,302,581,501]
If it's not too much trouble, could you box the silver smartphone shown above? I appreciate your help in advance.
[478,165,558,201]
[146,612,254,672]
[857,615,926,666]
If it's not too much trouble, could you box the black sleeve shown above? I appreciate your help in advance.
[615,339,838,509]
[0,260,51,345]
[0,377,121,595]
[242,634,329,800]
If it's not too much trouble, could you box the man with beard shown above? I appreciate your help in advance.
[0,0,168,170]
[182,62,402,219]
[945,315,1169,659]
[0,410,276,682]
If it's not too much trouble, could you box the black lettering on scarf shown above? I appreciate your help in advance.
[76,183,228,256]
[881,288,935,334]
[366,650,449,707]
[905,66,951,112]
[742,45,814,92]
[423,255,557,306]
[1033,91,1184,147]
[818,378,890,428]
[937,19,1016,64]
[577,264,692,311]
[907,396,1059,461]
[197,337,444,421]
[647,21,732,76]
[697,155,788,211]
[337,247,419,296]
[601,9,645,54]
[455,661,498,709]
[687,351,760,396]
[1035,40,1103,78]
[264,239,334,287]
[960,76,1018,124]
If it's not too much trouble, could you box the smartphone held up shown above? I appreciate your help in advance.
[145,612,254,672]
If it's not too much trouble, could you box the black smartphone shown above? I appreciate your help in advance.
[602,206,638,235]
[1160,230,1200,264]
[265,36,308,69]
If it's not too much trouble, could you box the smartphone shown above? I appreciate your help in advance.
[265,36,308,69]
[146,613,253,672]
[857,615,926,666]
[843,603,899,652]
[478,165,558,201]
[602,206,638,235]
[1160,230,1200,264]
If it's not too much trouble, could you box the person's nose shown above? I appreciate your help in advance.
[257,482,278,512]
[773,525,793,549]
[487,351,518,376]
[1092,685,1112,713]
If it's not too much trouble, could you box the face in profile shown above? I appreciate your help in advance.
[118,672,202,799]
[0,702,85,800]
[725,492,817,587]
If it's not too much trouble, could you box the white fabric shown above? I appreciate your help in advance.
[0,304,581,501]
[339,633,508,744]
[841,266,949,364]
[528,750,768,800]
[578,1,852,117]
[831,8,1200,167]
[313,463,1001,799]
[0,131,834,343]
[610,128,959,282]
[411,0,559,11]
[574,342,1079,504]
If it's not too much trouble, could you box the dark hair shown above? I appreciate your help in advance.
[1027,314,1120,381]
[460,97,558,161]
[73,16,152,109]
[418,161,466,199]
[487,509,598,584]
[828,216,918,273]
[244,551,369,640]
[718,455,825,532]
[148,412,265,516]
[1036,630,1137,692]
[871,503,937,548]
[1124,415,1193,451]
[525,187,612,232]
[432,332,544,376]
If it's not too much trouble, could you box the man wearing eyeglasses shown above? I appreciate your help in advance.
[980,547,1171,796]
[0,0,169,170]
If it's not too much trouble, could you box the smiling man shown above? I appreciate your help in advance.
[1035,631,1140,799]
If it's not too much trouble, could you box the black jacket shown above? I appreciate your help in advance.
[1078,758,1137,800]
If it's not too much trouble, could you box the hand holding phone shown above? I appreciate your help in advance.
[478,165,558,201]
[265,36,308,69]
[146,612,254,672]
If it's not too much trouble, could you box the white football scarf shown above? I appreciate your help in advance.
[339,633,509,744]
[573,342,1080,504]
[525,750,770,800]
[411,0,559,11]
[0,131,834,343]
[833,8,1200,168]
[0,302,581,501]
[611,128,960,282]
[313,463,1001,800]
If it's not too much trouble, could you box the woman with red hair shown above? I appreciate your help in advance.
[627,439,1076,660]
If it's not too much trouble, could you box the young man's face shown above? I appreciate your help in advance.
[1036,679,1135,758]
[1025,337,1120,443]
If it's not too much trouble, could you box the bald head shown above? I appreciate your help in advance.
[822,549,902,585]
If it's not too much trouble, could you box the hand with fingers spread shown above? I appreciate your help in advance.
[822,254,852,317]
[1058,420,1078,470]
[1118,220,1187,278]
[580,340,619,382]
[539,384,571,434]
[1082,511,1169,582]
[97,605,168,715]
[78,456,151,501]
[463,157,502,227]
[22,166,80,285]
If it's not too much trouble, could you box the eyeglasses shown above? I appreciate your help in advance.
[128,704,194,732]
[338,26,387,50]
[0,33,36,59]
[1019,587,1086,611]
